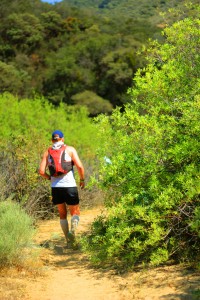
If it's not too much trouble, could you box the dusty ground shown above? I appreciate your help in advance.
[0,207,200,300]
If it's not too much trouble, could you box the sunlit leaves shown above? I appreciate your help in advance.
[83,14,200,267]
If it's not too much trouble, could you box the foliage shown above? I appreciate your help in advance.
[82,15,200,268]
[71,90,113,116]
[58,0,182,21]
[0,61,25,94]
[1,0,194,110]
[0,200,36,267]
[0,93,100,217]
[3,13,43,52]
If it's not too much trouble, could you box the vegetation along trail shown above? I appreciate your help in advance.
[18,208,200,300]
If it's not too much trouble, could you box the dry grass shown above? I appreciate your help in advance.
[0,231,48,300]
[0,256,45,300]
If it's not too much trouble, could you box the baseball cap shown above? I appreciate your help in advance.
[52,130,64,140]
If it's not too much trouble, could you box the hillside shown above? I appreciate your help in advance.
[0,0,198,113]
[59,0,184,24]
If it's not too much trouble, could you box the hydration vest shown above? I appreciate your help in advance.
[48,145,73,177]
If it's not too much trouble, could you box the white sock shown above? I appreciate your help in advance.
[71,215,80,234]
[60,219,69,241]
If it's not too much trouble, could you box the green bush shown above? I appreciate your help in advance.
[0,200,36,267]
[82,15,200,268]
[0,93,102,217]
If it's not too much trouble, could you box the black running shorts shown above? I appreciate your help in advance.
[51,187,80,205]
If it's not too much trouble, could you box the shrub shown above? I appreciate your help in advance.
[0,93,103,217]
[0,200,36,267]
[82,15,200,268]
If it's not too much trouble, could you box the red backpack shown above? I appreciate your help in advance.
[48,145,73,177]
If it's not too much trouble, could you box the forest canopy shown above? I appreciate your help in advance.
[0,0,198,113]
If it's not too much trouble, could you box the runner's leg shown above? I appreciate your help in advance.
[68,204,80,235]
[57,203,69,241]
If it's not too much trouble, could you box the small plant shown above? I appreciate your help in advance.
[0,200,36,268]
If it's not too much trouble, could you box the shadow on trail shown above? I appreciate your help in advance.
[36,214,200,300]
[39,237,120,281]
[158,271,200,300]
[132,265,200,300]
[38,237,200,300]
[160,294,200,300]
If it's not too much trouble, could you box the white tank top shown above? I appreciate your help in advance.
[50,150,77,188]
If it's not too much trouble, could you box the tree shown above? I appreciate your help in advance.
[4,13,43,52]
[0,61,24,94]
[71,90,113,116]
[40,11,66,38]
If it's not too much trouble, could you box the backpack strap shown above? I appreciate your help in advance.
[63,145,74,166]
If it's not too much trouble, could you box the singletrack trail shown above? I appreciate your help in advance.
[24,208,130,300]
[9,207,199,300]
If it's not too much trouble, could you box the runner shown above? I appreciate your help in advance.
[39,130,85,246]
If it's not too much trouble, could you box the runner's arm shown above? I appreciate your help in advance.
[39,150,51,180]
[70,147,85,188]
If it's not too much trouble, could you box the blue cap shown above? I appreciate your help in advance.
[52,130,64,140]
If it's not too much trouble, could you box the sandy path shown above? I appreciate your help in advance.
[19,207,200,300]
[24,208,130,300]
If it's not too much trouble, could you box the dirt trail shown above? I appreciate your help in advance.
[24,208,131,300]
[1,207,200,300]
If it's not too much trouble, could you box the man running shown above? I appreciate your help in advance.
[39,130,85,246]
